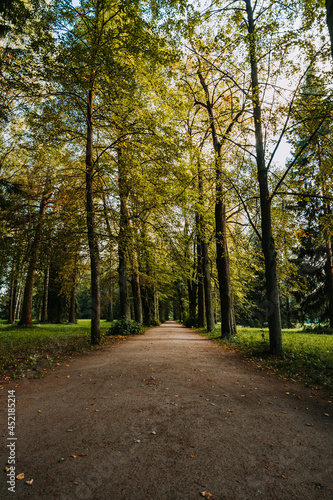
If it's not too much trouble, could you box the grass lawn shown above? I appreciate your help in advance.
[0,320,116,382]
[202,326,333,392]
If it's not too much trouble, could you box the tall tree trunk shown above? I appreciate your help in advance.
[129,226,142,323]
[196,214,205,327]
[107,279,114,322]
[326,0,333,58]
[140,265,154,326]
[188,277,197,326]
[14,273,24,321]
[245,0,282,352]
[41,260,50,323]
[323,203,333,327]
[188,238,197,326]
[215,188,236,337]
[19,182,51,326]
[68,264,77,324]
[326,237,333,328]
[8,248,18,324]
[197,71,236,337]
[197,163,214,331]
[107,255,114,323]
[201,239,215,332]
[131,267,142,323]
[118,147,130,320]
[85,90,101,344]
[101,196,114,323]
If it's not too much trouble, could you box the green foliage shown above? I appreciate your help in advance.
[107,319,146,336]
[0,320,115,381]
[150,317,161,326]
[202,326,333,390]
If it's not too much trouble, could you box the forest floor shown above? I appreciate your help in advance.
[0,321,332,500]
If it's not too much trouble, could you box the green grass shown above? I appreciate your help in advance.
[0,320,118,382]
[201,326,333,391]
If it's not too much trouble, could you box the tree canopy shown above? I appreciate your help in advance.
[0,0,332,351]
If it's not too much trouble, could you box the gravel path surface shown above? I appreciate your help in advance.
[1,321,332,499]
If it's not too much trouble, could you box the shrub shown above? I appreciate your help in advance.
[107,319,145,336]
[184,315,197,328]
[150,317,161,326]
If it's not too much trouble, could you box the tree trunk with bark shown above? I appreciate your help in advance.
[41,260,50,323]
[196,213,205,327]
[215,184,236,337]
[118,147,131,320]
[326,0,333,58]
[19,181,51,326]
[197,163,214,331]
[107,269,114,322]
[245,0,283,352]
[8,246,19,324]
[131,267,143,323]
[197,70,236,338]
[85,90,101,344]
[68,264,77,324]
[188,276,197,326]
[323,203,333,327]
[201,239,215,332]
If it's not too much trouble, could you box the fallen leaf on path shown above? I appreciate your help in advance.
[16,473,24,480]
[25,479,33,485]
[150,431,156,435]
[71,455,77,458]
[4,466,11,472]
[210,403,215,406]
[58,458,65,463]
[37,410,42,413]
[324,413,330,417]
[78,453,87,456]
[66,376,70,379]
[201,491,213,499]
[134,440,141,443]
[67,429,73,432]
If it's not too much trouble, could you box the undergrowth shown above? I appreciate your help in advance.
[0,320,118,382]
[201,326,333,391]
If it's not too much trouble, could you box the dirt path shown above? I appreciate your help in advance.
[1,321,332,499]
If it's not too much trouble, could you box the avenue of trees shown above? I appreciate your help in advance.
[0,0,332,353]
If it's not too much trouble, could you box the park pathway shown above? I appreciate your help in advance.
[1,321,332,499]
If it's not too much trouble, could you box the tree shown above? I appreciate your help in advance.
[288,68,333,326]
[19,178,52,326]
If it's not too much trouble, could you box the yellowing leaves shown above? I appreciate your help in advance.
[201,492,213,499]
